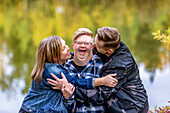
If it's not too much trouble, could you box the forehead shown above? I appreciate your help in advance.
[61,39,65,46]
[75,35,93,42]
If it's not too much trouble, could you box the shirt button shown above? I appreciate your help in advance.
[84,107,86,110]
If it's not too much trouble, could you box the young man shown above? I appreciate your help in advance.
[92,27,149,113]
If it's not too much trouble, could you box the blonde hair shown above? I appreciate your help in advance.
[73,28,94,41]
[31,36,62,82]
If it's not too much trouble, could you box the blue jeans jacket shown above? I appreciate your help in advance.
[21,63,93,113]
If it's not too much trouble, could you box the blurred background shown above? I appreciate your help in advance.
[0,0,170,112]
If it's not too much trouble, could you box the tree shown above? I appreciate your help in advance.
[152,28,170,50]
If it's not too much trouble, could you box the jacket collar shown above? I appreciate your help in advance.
[44,63,60,68]
[107,41,124,60]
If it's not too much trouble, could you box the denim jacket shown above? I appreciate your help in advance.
[21,63,94,113]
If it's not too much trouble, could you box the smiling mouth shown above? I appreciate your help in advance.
[79,50,86,54]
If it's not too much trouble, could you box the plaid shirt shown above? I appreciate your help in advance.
[63,54,105,113]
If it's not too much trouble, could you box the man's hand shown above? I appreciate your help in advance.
[47,72,68,90]
[61,83,75,99]
[102,74,118,87]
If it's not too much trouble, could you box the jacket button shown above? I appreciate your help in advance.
[29,109,32,112]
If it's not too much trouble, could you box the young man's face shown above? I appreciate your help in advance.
[72,35,93,61]
[95,36,108,55]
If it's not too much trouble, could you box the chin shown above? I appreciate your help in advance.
[68,55,71,59]
[79,56,86,59]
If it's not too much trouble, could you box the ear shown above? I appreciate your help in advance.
[91,43,95,49]
[72,43,74,47]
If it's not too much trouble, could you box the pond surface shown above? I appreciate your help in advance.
[0,0,170,112]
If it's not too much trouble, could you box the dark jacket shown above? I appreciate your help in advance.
[76,41,148,113]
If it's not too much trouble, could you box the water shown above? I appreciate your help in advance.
[139,64,170,111]
[0,81,25,113]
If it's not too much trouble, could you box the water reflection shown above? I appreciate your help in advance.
[139,64,170,111]
[0,0,170,112]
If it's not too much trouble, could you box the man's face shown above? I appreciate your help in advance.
[95,36,107,55]
[72,35,93,61]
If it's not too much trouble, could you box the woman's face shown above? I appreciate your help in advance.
[59,39,71,64]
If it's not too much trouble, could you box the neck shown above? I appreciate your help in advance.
[73,54,93,66]
[59,61,65,65]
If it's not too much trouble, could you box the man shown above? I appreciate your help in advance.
[90,27,149,113]
[65,28,104,112]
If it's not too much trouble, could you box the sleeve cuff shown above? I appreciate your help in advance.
[91,78,95,88]
[87,78,94,88]
[63,95,75,103]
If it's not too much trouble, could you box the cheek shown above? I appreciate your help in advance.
[60,53,64,58]
[75,46,80,51]
[87,46,93,50]
[64,51,68,56]
[73,45,78,49]
[61,51,66,56]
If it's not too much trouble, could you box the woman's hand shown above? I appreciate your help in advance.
[47,72,68,90]
[61,83,75,99]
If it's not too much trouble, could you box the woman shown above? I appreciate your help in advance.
[19,36,117,113]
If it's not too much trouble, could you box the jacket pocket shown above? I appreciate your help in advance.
[115,89,136,110]
[117,99,135,110]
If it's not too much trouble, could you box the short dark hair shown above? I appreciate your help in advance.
[96,27,120,49]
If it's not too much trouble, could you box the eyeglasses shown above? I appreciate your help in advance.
[74,41,93,46]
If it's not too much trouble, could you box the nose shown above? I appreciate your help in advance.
[66,45,70,50]
[80,42,86,46]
